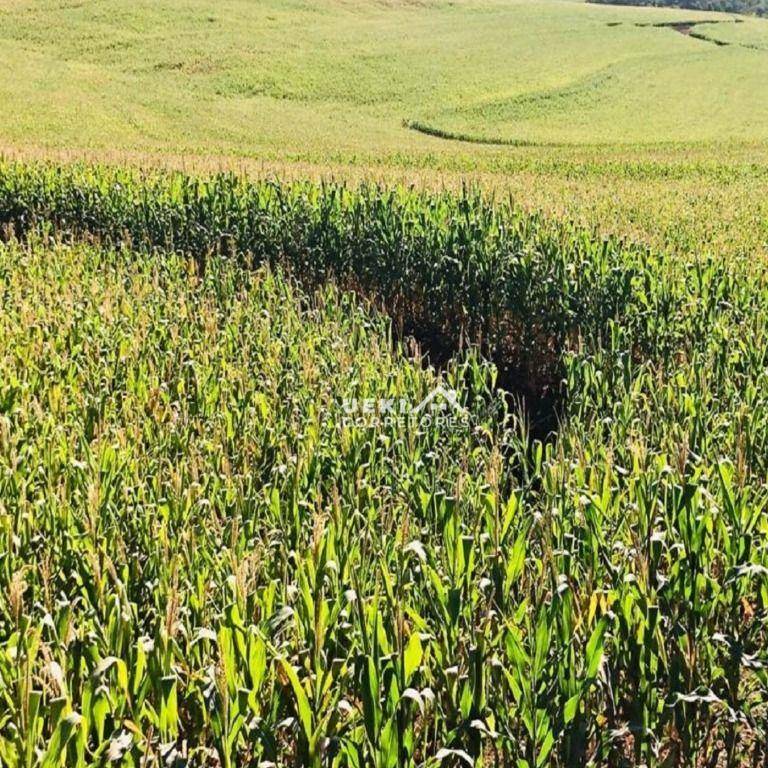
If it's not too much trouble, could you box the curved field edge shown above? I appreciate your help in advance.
[0,161,646,429]
[3,0,768,160]
[635,17,768,48]
[403,120,542,148]
[588,0,768,16]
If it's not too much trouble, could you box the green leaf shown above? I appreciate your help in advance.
[41,712,82,768]
[403,632,423,684]
[586,617,608,680]
[361,654,381,744]
[279,659,313,740]
[563,692,581,725]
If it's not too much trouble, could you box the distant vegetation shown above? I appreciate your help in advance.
[590,0,768,16]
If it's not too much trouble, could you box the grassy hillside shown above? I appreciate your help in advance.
[3,0,768,263]
[1,0,768,159]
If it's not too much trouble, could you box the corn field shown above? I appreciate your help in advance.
[1,163,768,767]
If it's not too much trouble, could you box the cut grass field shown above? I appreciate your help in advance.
[2,0,768,156]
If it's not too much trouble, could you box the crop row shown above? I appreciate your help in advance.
[0,161,656,414]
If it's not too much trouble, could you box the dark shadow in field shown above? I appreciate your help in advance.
[402,120,541,147]
[0,170,584,446]
[391,317,564,444]
[641,18,739,45]
[626,17,768,49]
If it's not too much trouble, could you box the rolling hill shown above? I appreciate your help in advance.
[1,0,768,161]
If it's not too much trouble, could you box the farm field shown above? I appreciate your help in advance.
[2,0,768,259]
[1,164,768,766]
[2,0,768,153]
[2,0,768,766]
